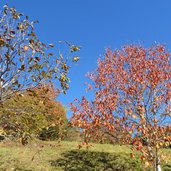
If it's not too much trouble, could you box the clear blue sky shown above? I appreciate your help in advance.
[1,0,171,117]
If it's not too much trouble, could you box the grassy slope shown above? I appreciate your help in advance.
[0,140,171,171]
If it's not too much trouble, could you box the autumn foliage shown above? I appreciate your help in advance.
[0,5,80,103]
[0,4,80,144]
[0,84,67,144]
[71,45,171,169]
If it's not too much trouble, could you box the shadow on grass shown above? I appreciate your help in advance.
[50,150,143,171]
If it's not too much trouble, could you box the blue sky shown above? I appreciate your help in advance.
[1,0,171,117]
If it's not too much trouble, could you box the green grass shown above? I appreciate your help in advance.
[0,140,171,171]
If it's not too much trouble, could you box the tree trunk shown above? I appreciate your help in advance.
[154,154,162,171]
[147,146,162,171]
[156,164,162,171]
[155,162,162,171]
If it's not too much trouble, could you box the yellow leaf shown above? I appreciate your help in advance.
[145,161,150,168]
[23,45,29,51]
[132,115,137,119]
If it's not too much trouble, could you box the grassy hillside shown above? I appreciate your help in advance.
[0,140,171,171]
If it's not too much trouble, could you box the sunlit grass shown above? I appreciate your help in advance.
[0,140,170,171]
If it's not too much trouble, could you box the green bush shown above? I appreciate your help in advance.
[63,126,81,141]
[39,125,63,141]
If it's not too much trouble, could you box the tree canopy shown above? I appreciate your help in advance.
[71,45,171,170]
[0,84,67,144]
[0,5,80,103]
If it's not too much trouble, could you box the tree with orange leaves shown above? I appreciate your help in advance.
[71,45,171,171]
[0,84,67,144]
[32,84,68,140]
